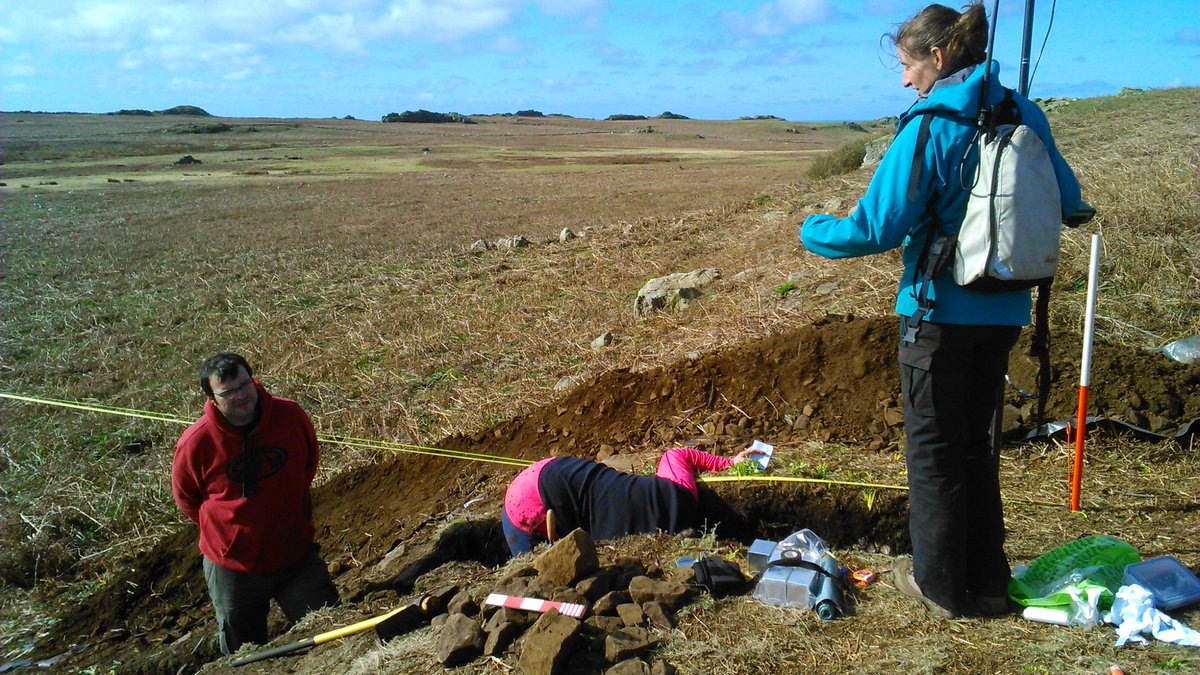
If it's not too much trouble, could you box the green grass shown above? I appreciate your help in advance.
[805,139,867,179]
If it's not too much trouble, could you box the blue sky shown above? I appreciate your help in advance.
[2,1,1197,121]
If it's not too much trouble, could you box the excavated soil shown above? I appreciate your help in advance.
[34,315,1200,673]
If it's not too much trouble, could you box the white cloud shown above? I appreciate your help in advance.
[283,13,364,52]
[371,0,514,42]
[487,35,523,53]
[725,0,837,37]
[2,52,37,77]
[534,0,605,17]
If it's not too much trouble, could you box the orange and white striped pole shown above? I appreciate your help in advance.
[1071,234,1102,511]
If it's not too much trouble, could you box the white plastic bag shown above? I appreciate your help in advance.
[1162,336,1200,364]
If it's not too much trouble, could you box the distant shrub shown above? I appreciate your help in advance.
[381,110,476,124]
[657,111,689,120]
[807,139,866,179]
[515,110,544,117]
[158,105,212,116]
[170,123,233,134]
[739,114,782,121]
[605,114,648,121]
[109,109,154,116]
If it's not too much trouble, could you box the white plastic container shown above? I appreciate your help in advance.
[753,565,819,608]
[1123,556,1200,611]
[748,539,776,574]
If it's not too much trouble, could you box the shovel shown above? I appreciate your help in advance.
[231,592,444,667]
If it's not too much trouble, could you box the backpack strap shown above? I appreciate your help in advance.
[761,557,849,593]
[903,113,953,345]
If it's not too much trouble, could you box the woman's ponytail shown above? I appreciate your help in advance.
[947,2,988,68]
[890,1,989,71]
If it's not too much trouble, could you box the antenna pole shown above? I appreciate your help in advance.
[1018,0,1036,96]
[979,0,1001,131]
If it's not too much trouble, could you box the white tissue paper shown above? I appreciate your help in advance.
[750,440,773,470]
[1105,584,1200,647]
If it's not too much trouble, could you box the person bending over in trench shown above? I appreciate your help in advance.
[501,445,766,557]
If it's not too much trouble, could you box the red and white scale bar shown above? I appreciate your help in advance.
[484,593,587,618]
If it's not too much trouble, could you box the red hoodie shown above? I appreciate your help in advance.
[172,380,319,573]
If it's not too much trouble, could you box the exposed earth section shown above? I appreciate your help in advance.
[36,315,1200,672]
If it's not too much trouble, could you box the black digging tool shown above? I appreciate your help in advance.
[230,587,453,667]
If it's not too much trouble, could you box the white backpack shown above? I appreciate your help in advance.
[954,95,1063,291]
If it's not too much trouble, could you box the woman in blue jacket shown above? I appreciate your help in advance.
[801,2,1081,618]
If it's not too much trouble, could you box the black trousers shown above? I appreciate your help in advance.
[899,320,1020,614]
[203,546,340,655]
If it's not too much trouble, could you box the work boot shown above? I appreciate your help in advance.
[892,557,954,619]
[968,592,1013,618]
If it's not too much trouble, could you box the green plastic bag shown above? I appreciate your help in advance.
[1008,535,1140,610]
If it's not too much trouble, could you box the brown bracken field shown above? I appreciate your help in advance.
[1,88,1198,674]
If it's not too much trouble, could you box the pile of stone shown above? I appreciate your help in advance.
[427,528,691,674]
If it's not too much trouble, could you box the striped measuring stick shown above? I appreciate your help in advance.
[484,593,587,619]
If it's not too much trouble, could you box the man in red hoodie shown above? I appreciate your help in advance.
[172,352,339,654]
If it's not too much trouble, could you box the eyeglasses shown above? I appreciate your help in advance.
[212,379,254,400]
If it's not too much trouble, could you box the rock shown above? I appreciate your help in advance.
[593,590,632,615]
[627,577,690,611]
[607,659,651,675]
[604,627,658,663]
[435,613,484,667]
[592,332,614,350]
[534,528,599,586]
[882,406,904,427]
[493,573,532,598]
[496,235,530,249]
[594,444,617,462]
[642,601,676,630]
[447,590,479,616]
[861,135,893,168]
[559,227,576,242]
[634,268,721,316]
[610,559,647,586]
[821,197,844,212]
[842,121,867,132]
[519,610,582,675]
[616,602,645,627]
[651,660,678,675]
[484,607,533,631]
[584,615,625,634]
[815,282,839,296]
[483,620,522,656]
[553,375,583,392]
[576,569,617,601]
[549,587,587,606]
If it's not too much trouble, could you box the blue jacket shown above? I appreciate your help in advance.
[800,61,1082,326]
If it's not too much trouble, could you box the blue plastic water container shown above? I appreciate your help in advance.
[1123,556,1200,611]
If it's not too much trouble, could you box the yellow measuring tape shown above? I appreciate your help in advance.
[20,391,1060,497]
[0,391,530,468]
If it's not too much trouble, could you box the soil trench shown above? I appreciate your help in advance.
[36,315,1200,672]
